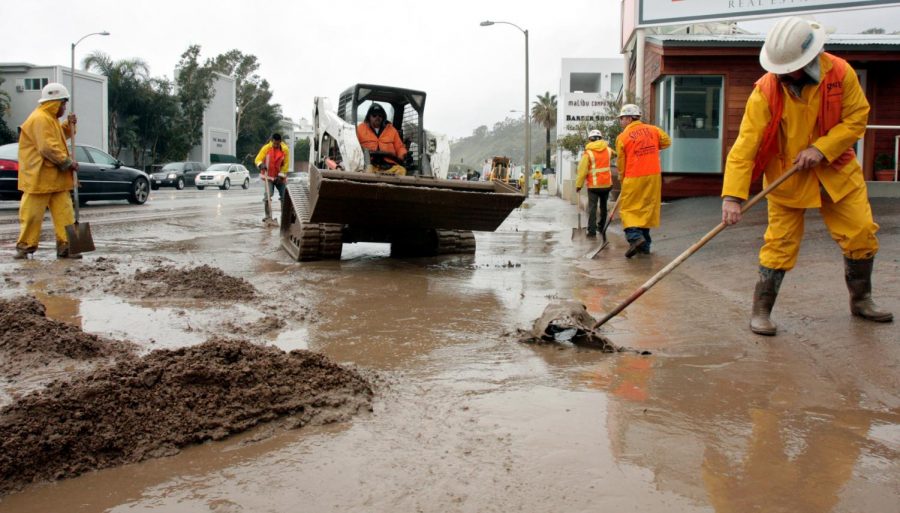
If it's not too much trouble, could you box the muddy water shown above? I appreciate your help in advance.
[0,193,898,512]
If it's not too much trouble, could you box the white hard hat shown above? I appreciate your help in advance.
[588,129,602,139]
[618,104,641,118]
[760,17,826,74]
[38,83,70,104]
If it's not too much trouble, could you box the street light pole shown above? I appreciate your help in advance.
[70,31,110,156]
[481,20,530,196]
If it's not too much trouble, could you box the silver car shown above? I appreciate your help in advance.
[195,164,251,191]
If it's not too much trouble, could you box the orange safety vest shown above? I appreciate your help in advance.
[264,146,285,179]
[585,147,612,188]
[356,123,405,165]
[620,123,662,178]
[752,52,854,181]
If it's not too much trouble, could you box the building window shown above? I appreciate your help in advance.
[610,73,623,96]
[24,78,48,91]
[657,75,724,174]
[570,73,601,93]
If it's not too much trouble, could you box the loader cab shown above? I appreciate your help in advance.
[339,84,431,176]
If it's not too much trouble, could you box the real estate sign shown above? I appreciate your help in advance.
[639,0,900,25]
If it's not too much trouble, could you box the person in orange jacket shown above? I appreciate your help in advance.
[615,104,671,258]
[254,132,290,222]
[15,83,81,260]
[356,103,407,176]
[721,16,892,335]
[575,130,614,238]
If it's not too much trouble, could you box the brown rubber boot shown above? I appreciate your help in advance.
[750,266,785,336]
[844,257,893,322]
[56,242,83,260]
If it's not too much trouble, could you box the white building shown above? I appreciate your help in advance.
[555,58,624,199]
[0,63,109,151]
[189,72,236,166]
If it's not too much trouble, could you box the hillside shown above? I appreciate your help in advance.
[449,117,556,174]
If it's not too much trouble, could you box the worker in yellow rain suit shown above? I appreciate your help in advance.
[15,83,80,260]
[721,16,892,335]
[615,104,671,258]
[575,130,614,238]
[532,168,543,195]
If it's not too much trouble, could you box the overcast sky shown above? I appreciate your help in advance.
[2,1,899,139]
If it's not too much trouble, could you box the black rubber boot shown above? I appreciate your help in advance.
[750,266,784,336]
[625,236,646,259]
[844,257,893,322]
[56,242,83,260]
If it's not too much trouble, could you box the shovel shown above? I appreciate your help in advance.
[261,165,279,227]
[590,164,801,330]
[63,85,94,255]
[586,195,621,258]
[571,190,585,240]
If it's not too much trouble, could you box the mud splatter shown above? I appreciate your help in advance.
[108,264,257,300]
[0,338,373,495]
[224,314,287,337]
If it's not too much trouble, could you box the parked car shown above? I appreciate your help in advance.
[150,161,204,190]
[0,143,150,205]
[195,164,251,191]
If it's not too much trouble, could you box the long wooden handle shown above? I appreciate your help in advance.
[592,165,801,330]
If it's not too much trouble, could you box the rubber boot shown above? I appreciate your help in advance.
[844,257,893,322]
[14,248,29,260]
[750,266,784,336]
[56,242,82,260]
[625,236,646,259]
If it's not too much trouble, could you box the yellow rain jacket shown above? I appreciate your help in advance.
[17,100,75,194]
[575,140,613,189]
[722,53,869,208]
[615,121,671,228]
[254,141,291,175]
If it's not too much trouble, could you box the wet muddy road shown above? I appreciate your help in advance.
[1,188,898,512]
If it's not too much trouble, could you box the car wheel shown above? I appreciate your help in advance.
[220,179,231,191]
[242,178,250,189]
[128,177,150,204]
[197,185,205,190]
[176,178,184,190]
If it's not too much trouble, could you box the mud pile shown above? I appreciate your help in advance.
[225,314,287,337]
[110,264,257,300]
[0,338,373,494]
[520,300,621,352]
[0,295,134,374]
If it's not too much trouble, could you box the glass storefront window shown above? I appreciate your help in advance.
[657,75,724,173]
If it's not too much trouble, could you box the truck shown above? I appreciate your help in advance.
[280,84,525,261]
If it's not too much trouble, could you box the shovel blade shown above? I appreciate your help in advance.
[64,221,96,254]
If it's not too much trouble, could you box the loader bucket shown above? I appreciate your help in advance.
[307,167,525,231]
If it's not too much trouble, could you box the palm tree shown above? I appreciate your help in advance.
[531,92,557,169]
[82,51,150,157]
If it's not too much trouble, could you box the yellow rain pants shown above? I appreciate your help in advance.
[16,191,74,251]
[761,184,879,270]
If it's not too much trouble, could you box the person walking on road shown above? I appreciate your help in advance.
[532,168,543,195]
[721,16,893,335]
[14,83,81,260]
[255,133,290,222]
[575,130,614,238]
[614,104,671,258]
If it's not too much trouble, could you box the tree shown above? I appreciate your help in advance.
[207,49,281,165]
[294,137,310,163]
[82,52,150,157]
[0,78,16,144]
[531,92,557,169]
[174,45,216,160]
[860,27,885,34]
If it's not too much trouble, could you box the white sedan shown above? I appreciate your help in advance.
[195,164,251,191]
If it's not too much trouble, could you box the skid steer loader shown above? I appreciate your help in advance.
[280,84,525,261]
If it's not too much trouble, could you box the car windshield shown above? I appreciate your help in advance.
[207,164,230,171]
[0,143,18,159]
[161,163,183,171]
